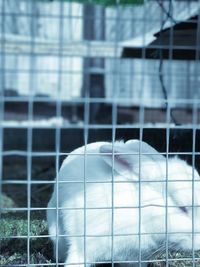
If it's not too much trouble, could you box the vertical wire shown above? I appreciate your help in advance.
[138,1,147,266]
[82,7,92,263]
[55,0,64,265]
[111,112,117,267]
[191,101,197,266]
[191,8,200,266]
[83,6,91,267]
[165,92,170,267]
[165,1,174,266]
[27,1,36,265]
[138,105,144,267]
[83,93,89,267]
[0,0,5,241]
[0,0,5,199]
[110,1,121,266]
[83,67,90,266]
[111,80,117,267]
[156,1,174,264]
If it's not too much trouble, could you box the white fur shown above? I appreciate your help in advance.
[47,140,200,267]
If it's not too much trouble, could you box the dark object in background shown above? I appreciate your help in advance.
[122,15,200,60]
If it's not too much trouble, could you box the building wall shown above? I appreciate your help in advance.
[1,0,199,107]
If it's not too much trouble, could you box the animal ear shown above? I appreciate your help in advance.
[100,140,166,180]
[125,139,165,162]
[99,143,134,178]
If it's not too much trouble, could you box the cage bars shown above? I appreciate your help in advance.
[164,1,174,266]
[137,1,147,263]
[54,0,65,265]
[191,6,200,265]
[0,0,5,201]
[83,4,92,266]
[0,1,200,267]
[26,1,37,265]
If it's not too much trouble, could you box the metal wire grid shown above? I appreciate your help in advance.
[0,0,200,267]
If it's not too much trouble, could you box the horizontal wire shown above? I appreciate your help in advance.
[0,11,198,23]
[2,150,200,156]
[2,40,200,48]
[2,203,200,212]
[1,96,200,104]
[0,258,199,267]
[2,179,200,184]
[1,124,200,129]
[2,230,200,239]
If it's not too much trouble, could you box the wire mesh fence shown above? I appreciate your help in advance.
[0,0,200,266]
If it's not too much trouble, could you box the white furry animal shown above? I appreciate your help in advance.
[47,140,200,267]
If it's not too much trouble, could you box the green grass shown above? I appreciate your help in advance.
[0,253,52,265]
[0,212,47,237]
[149,251,200,267]
[0,212,53,265]
[1,213,200,266]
